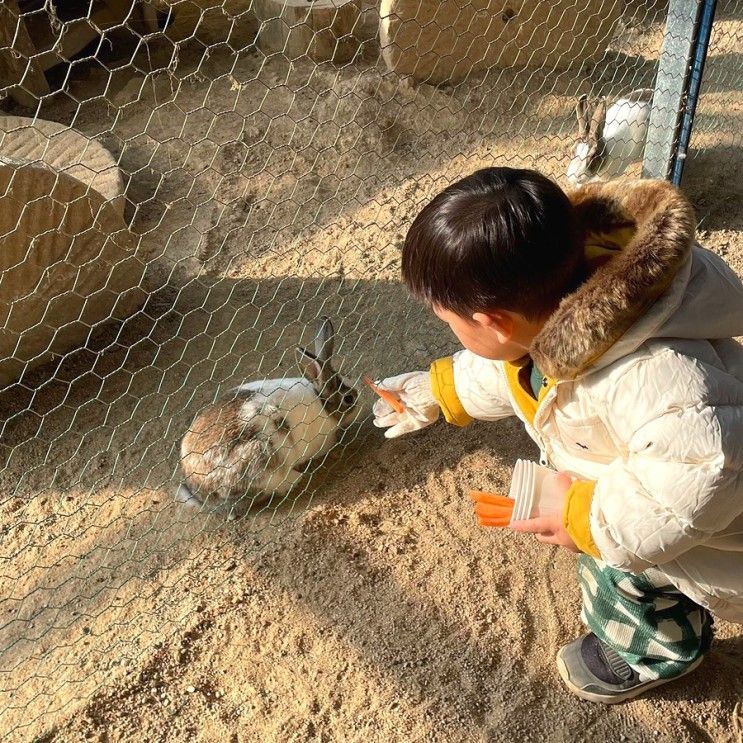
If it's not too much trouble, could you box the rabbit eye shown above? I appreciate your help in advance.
[343,392,356,406]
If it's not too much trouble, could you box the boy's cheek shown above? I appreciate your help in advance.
[461,341,526,362]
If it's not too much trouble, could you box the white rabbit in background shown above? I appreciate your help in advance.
[567,88,653,185]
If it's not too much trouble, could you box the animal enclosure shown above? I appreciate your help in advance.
[1,1,742,740]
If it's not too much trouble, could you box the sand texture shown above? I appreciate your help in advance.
[0,1,741,740]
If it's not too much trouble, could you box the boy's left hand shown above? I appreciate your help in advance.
[510,515,579,552]
[475,471,579,552]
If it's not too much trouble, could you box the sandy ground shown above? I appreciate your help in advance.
[0,1,742,741]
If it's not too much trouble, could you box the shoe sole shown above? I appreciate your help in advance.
[556,653,705,704]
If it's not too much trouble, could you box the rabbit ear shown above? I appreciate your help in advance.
[576,95,590,139]
[296,347,323,383]
[314,316,334,363]
[589,97,607,139]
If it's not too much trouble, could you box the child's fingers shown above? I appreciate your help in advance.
[372,388,406,415]
[509,517,556,534]
[365,376,406,414]
[535,533,559,544]
[385,417,423,439]
[372,398,395,418]
[373,410,400,428]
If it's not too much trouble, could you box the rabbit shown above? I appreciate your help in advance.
[177,317,358,511]
[566,88,653,185]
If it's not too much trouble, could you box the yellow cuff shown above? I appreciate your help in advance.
[429,357,473,427]
[563,480,601,558]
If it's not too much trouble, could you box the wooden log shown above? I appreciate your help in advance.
[0,163,146,387]
[254,0,362,64]
[0,0,51,108]
[379,0,624,85]
[0,115,125,217]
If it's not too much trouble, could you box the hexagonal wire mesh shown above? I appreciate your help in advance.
[0,0,740,737]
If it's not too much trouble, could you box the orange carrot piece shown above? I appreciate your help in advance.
[473,498,512,511]
[477,510,514,522]
[469,490,514,507]
[474,502,514,518]
[478,516,512,528]
[363,375,406,414]
[472,487,514,528]
[479,514,511,523]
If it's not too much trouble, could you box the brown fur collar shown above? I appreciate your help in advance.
[530,179,696,380]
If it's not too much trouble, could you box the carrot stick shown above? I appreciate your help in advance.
[469,490,514,507]
[474,502,514,518]
[363,375,406,414]
[477,516,511,524]
[478,516,512,528]
[471,487,514,528]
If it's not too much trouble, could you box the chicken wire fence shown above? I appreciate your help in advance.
[0,0,740,736]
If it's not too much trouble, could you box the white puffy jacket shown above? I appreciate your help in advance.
[429,180,743,623]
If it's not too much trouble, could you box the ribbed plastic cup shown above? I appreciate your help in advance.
[508,459,566,523]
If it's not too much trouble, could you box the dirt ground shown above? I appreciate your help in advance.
[0,2,742,741]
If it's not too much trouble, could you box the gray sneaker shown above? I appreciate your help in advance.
[556,632,705,704]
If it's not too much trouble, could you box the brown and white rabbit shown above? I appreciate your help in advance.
[178,317,358,510]
[567,88,653,185]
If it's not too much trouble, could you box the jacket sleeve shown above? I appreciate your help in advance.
[563,480,601,558]
[430,350,515,426]
[588,351,743,572]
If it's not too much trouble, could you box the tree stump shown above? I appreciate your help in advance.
[0,115,143,386]
[254,0,362,64]
[0,163,146,387]
[379,0,624,85]
[0,116,126,217]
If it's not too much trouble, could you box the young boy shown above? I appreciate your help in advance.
[372,167,743,703]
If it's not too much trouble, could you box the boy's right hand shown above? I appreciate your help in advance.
[372,371,440,438]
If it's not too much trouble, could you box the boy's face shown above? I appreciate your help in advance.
[433,305,531,361]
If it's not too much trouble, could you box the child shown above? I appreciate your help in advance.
[373,167,743,703]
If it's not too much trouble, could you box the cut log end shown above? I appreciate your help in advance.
[254,0,363,64]
[380,0,623,86]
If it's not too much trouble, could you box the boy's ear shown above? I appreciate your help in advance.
[472,310,514,343]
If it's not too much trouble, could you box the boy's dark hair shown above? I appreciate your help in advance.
[402,167,582,320]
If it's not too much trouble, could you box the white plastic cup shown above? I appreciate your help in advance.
[508,459,567,523]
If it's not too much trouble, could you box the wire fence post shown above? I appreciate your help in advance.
[671,0,717,185]
[643,0,701,180]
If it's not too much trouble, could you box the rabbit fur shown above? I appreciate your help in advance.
[567,88,653,185]
[178,317,357,510]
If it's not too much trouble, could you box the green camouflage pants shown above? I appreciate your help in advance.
[578,555,713,681]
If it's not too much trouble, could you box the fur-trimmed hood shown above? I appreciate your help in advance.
[531,179,743,379]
